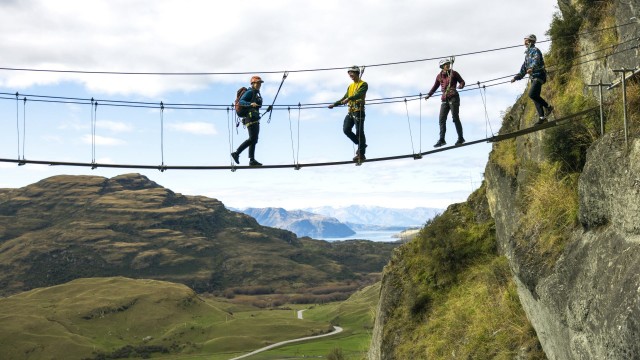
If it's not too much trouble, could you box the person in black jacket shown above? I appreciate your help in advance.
[232,76,264,166]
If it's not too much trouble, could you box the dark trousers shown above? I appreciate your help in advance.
[236,122,260,159]
[438,97,463,141]
[343,111,366,155]
[529,79,549,117]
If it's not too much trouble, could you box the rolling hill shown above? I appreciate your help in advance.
[0,173,397,297]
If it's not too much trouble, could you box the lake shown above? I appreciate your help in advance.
[318,230,405,242]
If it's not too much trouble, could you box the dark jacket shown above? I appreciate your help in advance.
[514,46,547,83]
[427,70,465,101]
[239,88,263,120]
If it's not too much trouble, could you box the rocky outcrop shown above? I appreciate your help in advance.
[368,261,404,360]
[579,135,640,234]
[486,134,640,360]
[577,0,639,87]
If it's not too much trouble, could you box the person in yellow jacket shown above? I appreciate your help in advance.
[329,65,369,162]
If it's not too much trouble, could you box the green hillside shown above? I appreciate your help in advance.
[0,277,338,360]
[237,282,381,360]
[375,184,545,359]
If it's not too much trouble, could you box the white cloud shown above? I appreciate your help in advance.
[81,134,125,146]
[168,122,216,135]
[0,0,560,210]
[97,120,133,133]
[0,0,556,98]
[95,157,115,164]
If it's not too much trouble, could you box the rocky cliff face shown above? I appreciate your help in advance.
[483,1,640,358]
[486,135,640,359]
[369,1,639,358]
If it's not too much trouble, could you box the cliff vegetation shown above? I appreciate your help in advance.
[371,0,639,358]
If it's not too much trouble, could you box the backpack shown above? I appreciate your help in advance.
[234,87,248,117]
[235,87,258,118]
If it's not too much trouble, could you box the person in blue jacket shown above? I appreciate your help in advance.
[511,34,554,125]
[232,76,265,166]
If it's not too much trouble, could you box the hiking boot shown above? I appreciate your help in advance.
[355,144,368,156]
[249,159,262,166]
[231,152,240,164]
[455,138,465,146]
[544,105,554,118]
[353,154,366,162]
[535,117,547,126]
[433,139,446,148]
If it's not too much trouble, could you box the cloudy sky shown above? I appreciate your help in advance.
[0,0,558,210]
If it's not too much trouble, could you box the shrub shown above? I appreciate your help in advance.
[543,116,598,173]
[547,8,582,84]
[326,347,345,360]
[419,258,545,360]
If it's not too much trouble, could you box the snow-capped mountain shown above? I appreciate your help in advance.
[303,205,442,227]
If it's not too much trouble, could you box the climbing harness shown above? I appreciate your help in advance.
[443,56,456,97]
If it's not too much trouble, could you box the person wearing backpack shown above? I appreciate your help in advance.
[511,34,553,125]
[232,75,265,166]
[328,65,368,162]
[424,58,466,147]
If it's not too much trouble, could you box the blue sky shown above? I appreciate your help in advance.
[0,0,557,209]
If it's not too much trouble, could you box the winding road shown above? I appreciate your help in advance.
[228,309,343,360]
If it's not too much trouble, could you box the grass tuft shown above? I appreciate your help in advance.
[520,162,579,257]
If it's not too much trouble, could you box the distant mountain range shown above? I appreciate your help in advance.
[240,207,355,238]
[236,205,442,238]
[304,205,442,227]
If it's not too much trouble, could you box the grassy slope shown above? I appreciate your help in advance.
[0,277,336,360]
[240,282,381,360]
[381,184,545,359]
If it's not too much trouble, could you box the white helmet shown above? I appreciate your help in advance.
[525,34,537,42]
[439,59,452,69]
[347,65,361,74]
